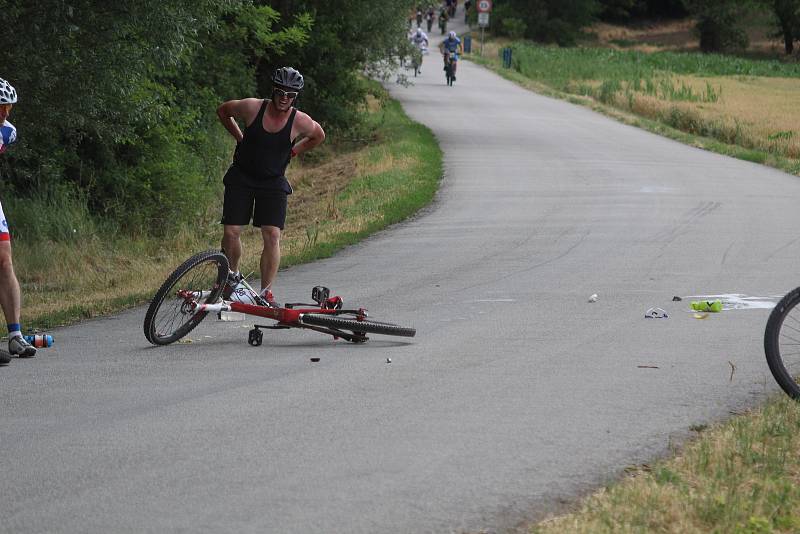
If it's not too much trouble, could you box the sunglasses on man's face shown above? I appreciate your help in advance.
[274,88,299,99]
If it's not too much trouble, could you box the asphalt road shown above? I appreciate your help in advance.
[3,14,799,534]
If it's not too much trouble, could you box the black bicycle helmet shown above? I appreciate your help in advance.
[272,67,304,92]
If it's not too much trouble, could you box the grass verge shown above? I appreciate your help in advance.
[532,394,800,533]
[15,82,442,331]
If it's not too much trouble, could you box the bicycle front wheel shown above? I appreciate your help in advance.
[764,286,800,399]
[144,250,229,345]
[301,314,416,338]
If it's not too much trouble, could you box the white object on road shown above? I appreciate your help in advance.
[588,294,598,303]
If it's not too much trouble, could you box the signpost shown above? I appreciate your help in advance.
[476,0,491,55]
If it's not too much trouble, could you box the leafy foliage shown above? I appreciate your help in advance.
[762,0,800,54]
[0,1,310,235]
[491,0,600,46]
[598,0,688,21]
[262,0,416,132]
[685,0,755,53]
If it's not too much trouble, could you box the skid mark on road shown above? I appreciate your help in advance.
[652,201,721,247]
[765,236,800,262]
[459,228,591,291]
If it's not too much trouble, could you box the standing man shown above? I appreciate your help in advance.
[216,67,325,306]
[0,78,36,363]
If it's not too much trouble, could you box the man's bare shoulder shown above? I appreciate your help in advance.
[293,109,318,128]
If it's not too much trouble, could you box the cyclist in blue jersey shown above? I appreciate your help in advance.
[440,30,463,81]
[0,78,36,362]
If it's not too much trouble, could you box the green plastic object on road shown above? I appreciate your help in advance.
[691,299,723,312]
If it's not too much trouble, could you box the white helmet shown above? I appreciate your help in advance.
[0,78,17,104]
[448,31,457,39]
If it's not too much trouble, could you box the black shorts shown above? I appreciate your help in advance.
[221,184,288,229]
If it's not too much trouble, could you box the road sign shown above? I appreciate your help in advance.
[477,0,492,13]
[478,12,489,27]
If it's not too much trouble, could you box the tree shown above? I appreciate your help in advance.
[598,0,688,21]
[264,0,416,131]
[493,0,600,46]
[0,1,309,230]
[767,0,800,54]
[686,0,752,52]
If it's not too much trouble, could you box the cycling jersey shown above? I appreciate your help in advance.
[411,31,428,49]
[443,37,461,54]
[0,119,14,240]
[0,120,16,155]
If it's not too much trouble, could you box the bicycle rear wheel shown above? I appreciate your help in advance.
[301,314,416,338]
[144,250,229,345]
[764,286,800,399]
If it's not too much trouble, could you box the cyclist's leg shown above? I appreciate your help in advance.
[253,190,287,293]
[220,183,256,273]
[221,225,243,273]
[0,201,20,330]
[0,241,21,331]
[259,225,281,293]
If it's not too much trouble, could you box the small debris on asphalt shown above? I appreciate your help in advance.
[645,307,668,319]
[588,293,598,303]
[386,358,392,364]
[310,357,320,362]
[693,313,709,319]
[637,365,659,369]
[672,296,683,301]
[728,361,736,381]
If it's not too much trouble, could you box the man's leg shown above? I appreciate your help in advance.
[0,241,34,357]
[221,225,243,272]
[259,225,281,293]
[0,241,21,329]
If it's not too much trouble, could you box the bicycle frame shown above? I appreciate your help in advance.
[182,278,373,343]
[194,299,368,326]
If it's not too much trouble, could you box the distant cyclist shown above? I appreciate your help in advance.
[0,78,36,363]
[410,27,429,73]
[440,30,463,81]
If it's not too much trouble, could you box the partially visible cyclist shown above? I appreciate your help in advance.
[0,78,36,363]
[440,30,463,81]
[410,27,429,73]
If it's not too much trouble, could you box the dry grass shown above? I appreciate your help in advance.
[15,146,368,326]
[607,74,800,159]
[532,397,800,533]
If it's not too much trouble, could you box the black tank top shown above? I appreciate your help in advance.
[231,100,295,192]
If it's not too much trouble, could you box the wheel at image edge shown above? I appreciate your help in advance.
[764,286,800,399]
